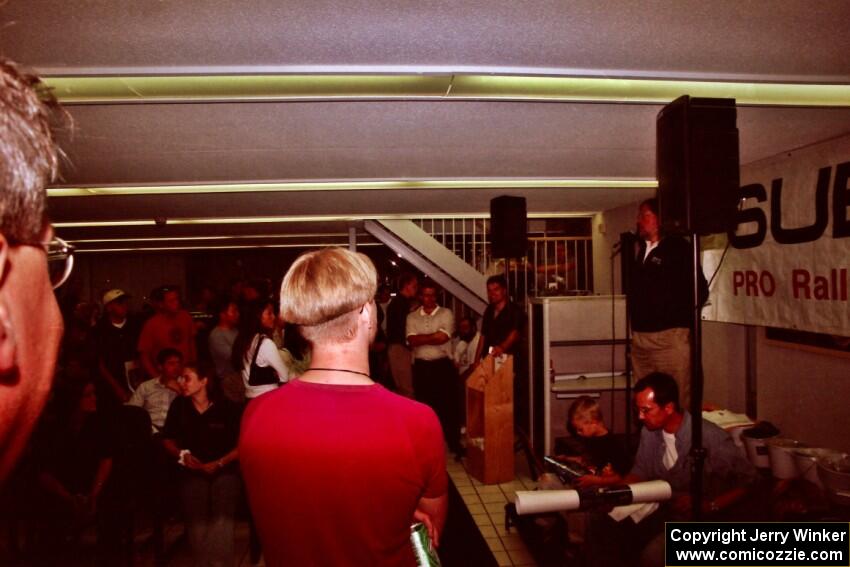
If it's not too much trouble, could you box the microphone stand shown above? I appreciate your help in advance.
[690,233,706,520]
[617,232,636,450]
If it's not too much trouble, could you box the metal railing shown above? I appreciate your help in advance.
[412,217,593,312]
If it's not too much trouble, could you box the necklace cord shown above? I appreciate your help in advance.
[307,367,371,379]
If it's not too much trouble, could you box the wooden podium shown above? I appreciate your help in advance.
[465,355,514,484]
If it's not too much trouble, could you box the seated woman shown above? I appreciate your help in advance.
[232,300,289,400]
[161,364,241,567]
[32,379,114,550]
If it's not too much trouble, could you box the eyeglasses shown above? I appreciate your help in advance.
[636,405,657,416]
[17,236,75,289]
[45,237,75,289]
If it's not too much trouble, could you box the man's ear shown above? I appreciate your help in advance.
[0,235,16,376]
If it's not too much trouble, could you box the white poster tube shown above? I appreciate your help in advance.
[514,490,580,515]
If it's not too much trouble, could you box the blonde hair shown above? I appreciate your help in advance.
[280,248,377,344]
[0,58,63,243]
[567,395,603,431]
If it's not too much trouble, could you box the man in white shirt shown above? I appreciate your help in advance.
[452,315,481,377]
[127,348,183,433]
[589,372,755,566]
[407,282,461,457]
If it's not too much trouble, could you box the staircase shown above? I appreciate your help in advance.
[364,216,594,314]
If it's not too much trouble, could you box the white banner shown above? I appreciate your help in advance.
[702,134,850,336]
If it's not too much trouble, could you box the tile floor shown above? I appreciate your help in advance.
[446,456,540,567]
[5,456,543,566]
[155,454,544,566]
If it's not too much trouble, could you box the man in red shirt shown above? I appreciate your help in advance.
[138,287,196,379]
[240,248,448,566]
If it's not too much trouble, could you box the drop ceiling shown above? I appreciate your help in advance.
[2,0,849,252]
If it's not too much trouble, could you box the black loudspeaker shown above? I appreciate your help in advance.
[656,96,740,235]
[490,196,528,258]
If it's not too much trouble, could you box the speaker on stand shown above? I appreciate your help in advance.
[656,96,740,236]
[490,196,528,259]
[656,95,740,519]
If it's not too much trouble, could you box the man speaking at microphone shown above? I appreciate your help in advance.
[627,198,707,408]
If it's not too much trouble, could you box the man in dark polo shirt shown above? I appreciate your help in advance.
[474,275,524,363]
[386,273,418,398]
[473,274,527,426]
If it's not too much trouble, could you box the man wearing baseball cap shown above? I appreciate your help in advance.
[93,288,141,411]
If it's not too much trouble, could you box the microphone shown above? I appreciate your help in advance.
[611,231,638,257]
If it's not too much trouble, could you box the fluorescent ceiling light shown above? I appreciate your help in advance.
[75,242,383,253]
[48,178,657,197]
[54,211,593,229]
[68,233,352,244]
[43,74,850,107]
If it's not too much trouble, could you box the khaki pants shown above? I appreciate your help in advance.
[631,327,692,408]
[387,343,414,398]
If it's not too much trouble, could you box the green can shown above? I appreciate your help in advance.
[410,522,442,566]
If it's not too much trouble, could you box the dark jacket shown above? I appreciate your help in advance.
[628,235,708,332]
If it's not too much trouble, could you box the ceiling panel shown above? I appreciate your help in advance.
[2,1,848,249]
[54,101,657,185]
[3,1,849,81]
[52,102,850,186]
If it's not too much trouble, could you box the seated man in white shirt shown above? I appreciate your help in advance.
[126,348,183,433]
[589,372,756,567]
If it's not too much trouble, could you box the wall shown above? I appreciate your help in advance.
[701,320,748,412]
[63,253,187,313]
[592,201,639,295]
[757,332,850,452]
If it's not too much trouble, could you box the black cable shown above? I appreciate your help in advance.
[706,199,744,291]
[610,248,617,430]
[706,240,731,291]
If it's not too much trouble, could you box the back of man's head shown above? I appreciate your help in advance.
[280,248,377,344]
[0,58,60,243]
[634,372,680,412]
